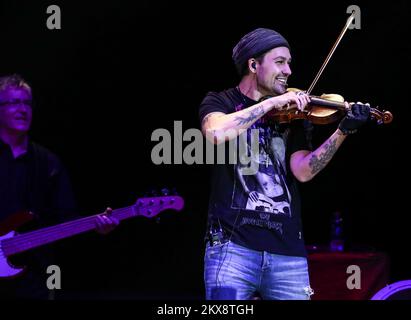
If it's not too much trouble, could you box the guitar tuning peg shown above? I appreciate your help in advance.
[156,217,161,224]
[171,187,178,195]
[161,188,170,196]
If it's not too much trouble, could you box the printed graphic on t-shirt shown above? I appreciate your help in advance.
[232,127,292,224]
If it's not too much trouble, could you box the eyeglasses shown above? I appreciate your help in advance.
[0,99,33,108]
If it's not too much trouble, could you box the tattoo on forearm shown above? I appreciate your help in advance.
[201,113,214,128]
[234,105,264,126]
[309,138,338,175]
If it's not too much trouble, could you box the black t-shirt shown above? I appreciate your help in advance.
[199,87,311,257]
[0,139,77,225]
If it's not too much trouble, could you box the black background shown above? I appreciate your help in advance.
[1,0,410,299]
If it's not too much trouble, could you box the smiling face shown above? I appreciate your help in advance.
[0,87,33,135]
[255,46,292,96]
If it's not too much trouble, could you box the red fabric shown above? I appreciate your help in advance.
[308,251,390,300]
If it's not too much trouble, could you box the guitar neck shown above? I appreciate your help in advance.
[1,205,136,257]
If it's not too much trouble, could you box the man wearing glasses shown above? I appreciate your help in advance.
[0,74,118,299]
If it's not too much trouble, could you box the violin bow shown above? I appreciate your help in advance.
[306,12,356,95]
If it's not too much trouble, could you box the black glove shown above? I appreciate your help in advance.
[338,103,370,135]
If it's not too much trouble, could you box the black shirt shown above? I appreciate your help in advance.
[0,138,77,298]
[199,87,311,257]
[0,139,76,224]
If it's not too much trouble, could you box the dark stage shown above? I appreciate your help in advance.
[0,0,410,300]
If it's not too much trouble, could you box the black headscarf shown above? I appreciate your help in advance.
[232,28,290,74]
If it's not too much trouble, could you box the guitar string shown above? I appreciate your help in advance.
[1,199,180,254]
[1,203,167,246]
[0,206,134,253]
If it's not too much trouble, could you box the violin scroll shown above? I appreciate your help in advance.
[369,107,393,125]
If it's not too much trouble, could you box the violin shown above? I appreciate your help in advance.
[263,11,393,127]
[264,88,393,125]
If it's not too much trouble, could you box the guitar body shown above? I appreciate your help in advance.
[0,211,33,237]
[0,211,33,279]
[0,231,24,278]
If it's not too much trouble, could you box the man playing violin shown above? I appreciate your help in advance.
[199,28,370,300]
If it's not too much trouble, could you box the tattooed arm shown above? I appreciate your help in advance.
[201,102,269,144]
[201,91,308,144]
[290,129,347,182]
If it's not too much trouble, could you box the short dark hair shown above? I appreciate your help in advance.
[0,74,32,95]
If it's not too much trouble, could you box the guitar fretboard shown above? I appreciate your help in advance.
[0,195,183,257]
[1,205,135,256]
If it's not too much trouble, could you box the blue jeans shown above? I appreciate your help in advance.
[204,240,313,300]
